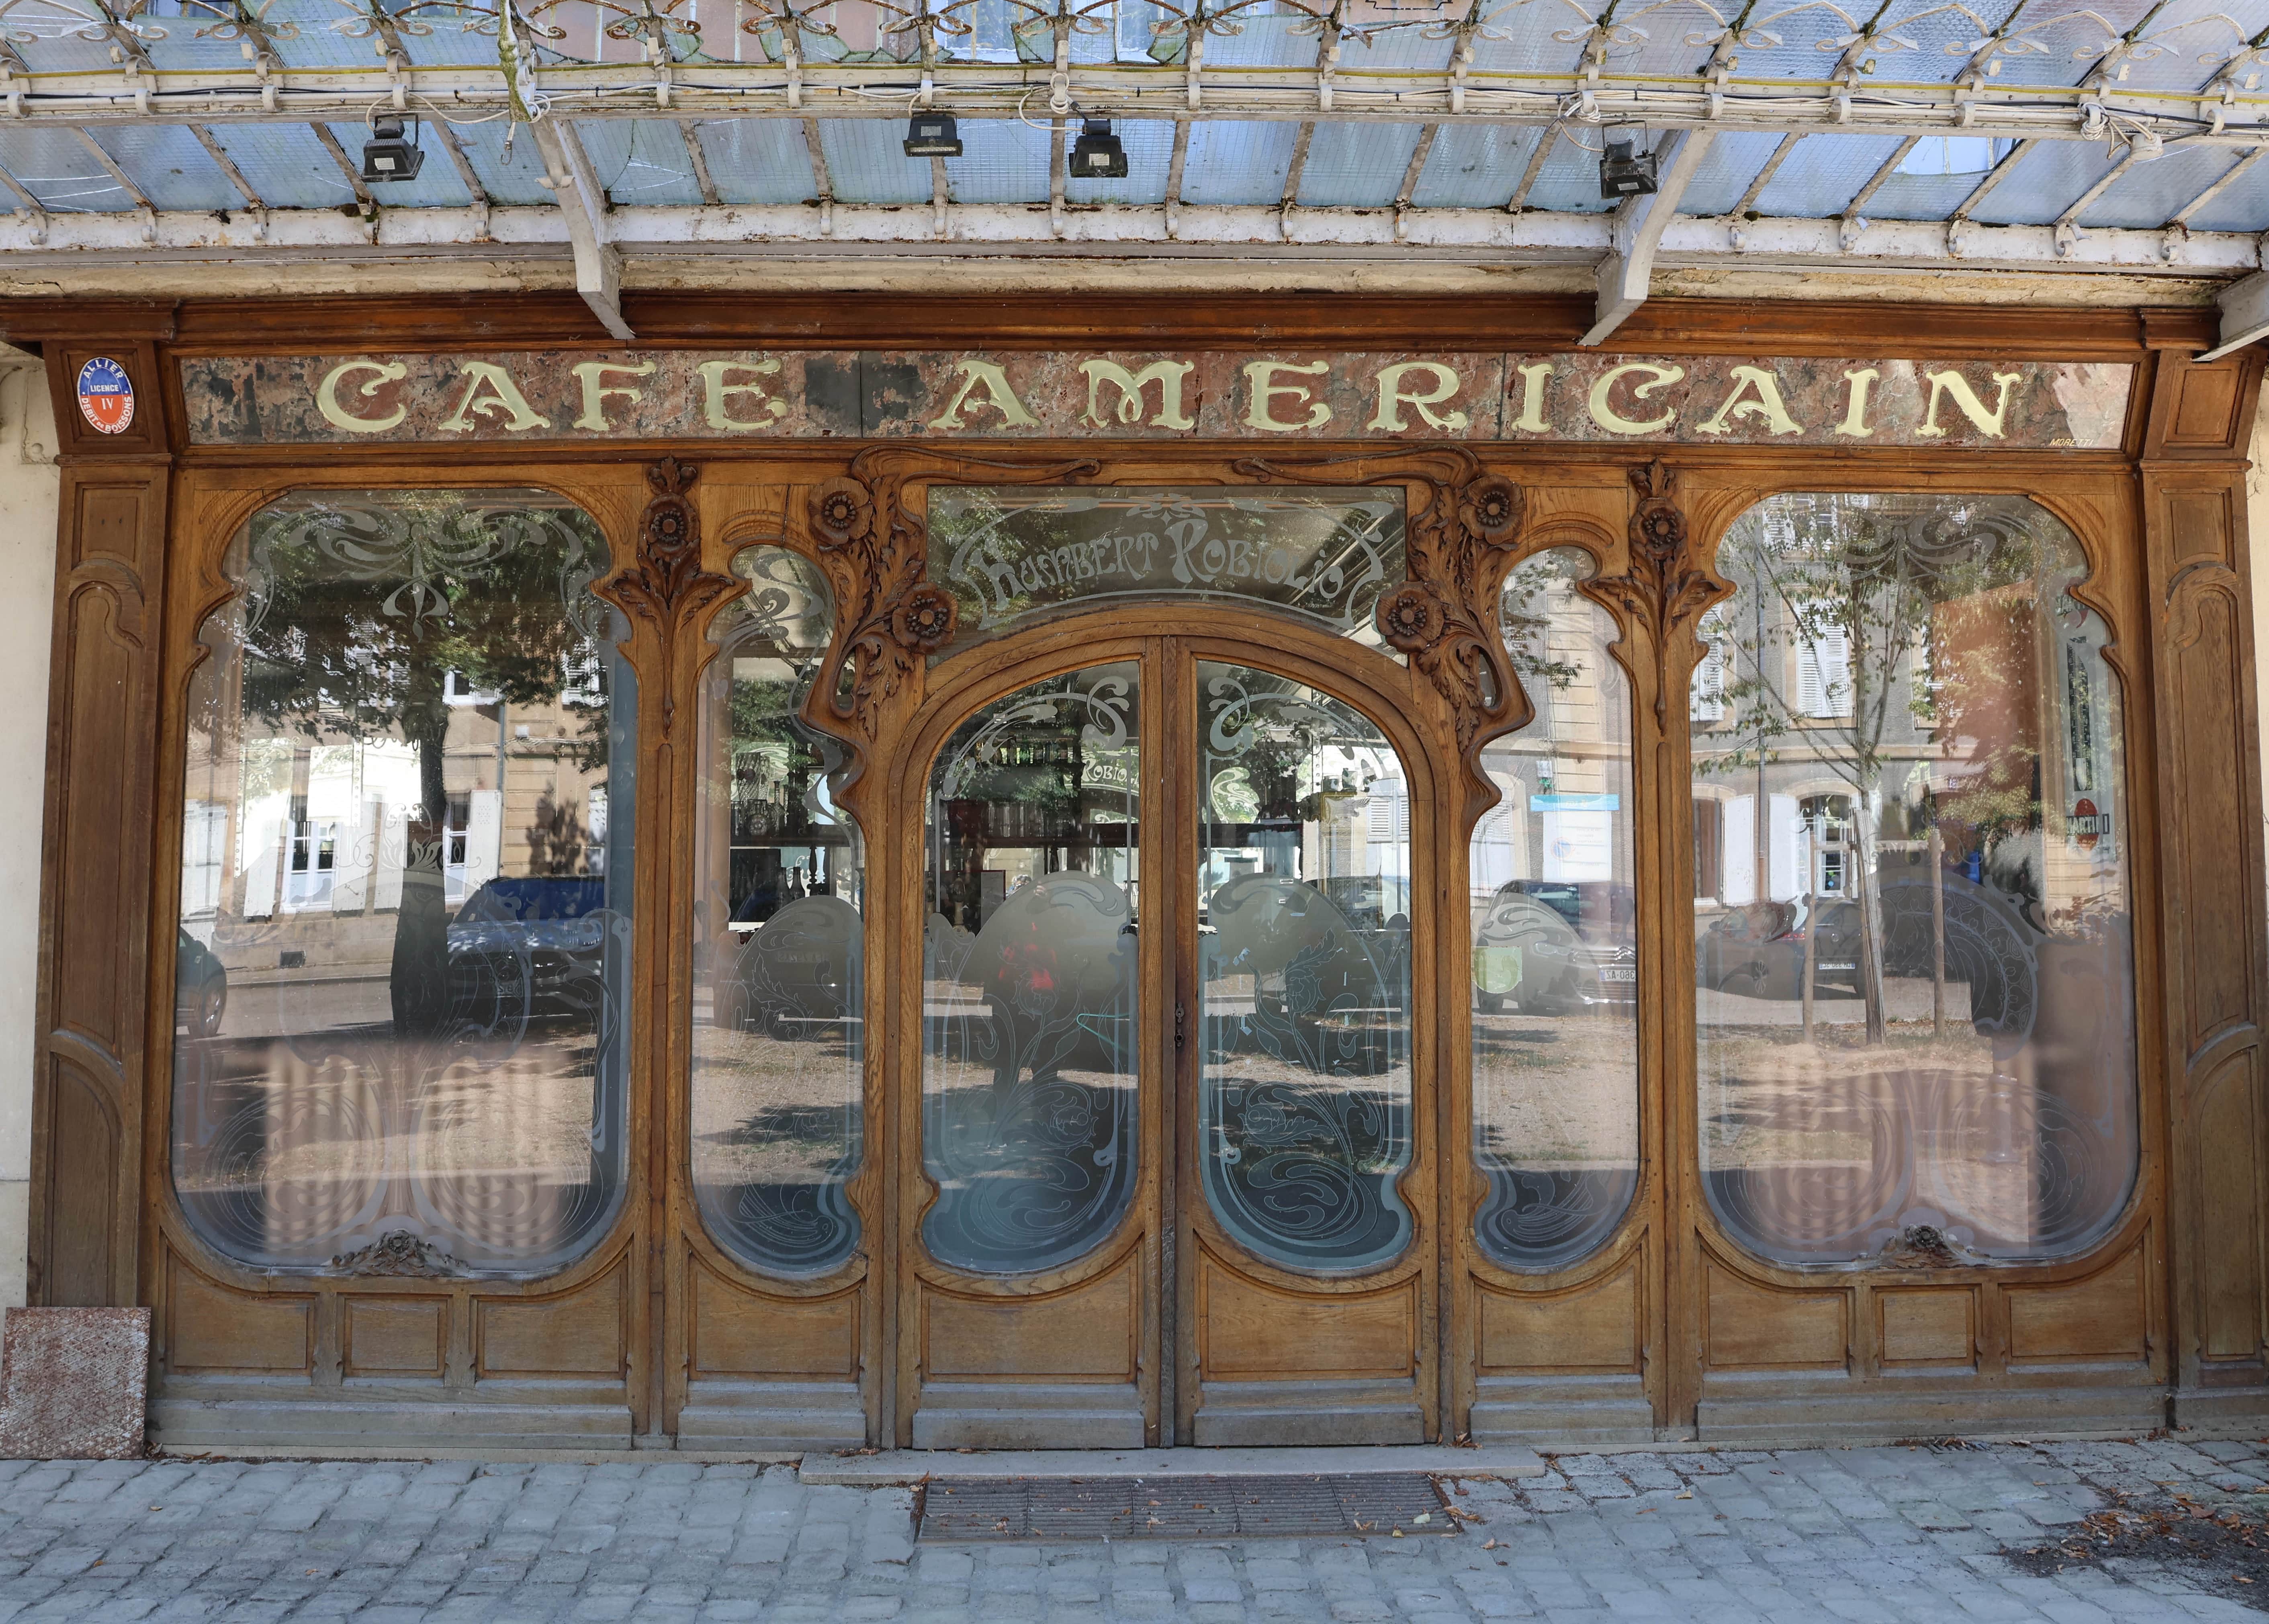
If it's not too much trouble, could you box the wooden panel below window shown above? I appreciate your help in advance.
[1876,1290,1977,1368]
[344,1298,446,1378]
[1477,1259,1643,1375]
[2007,1245,2149,1365]
[165,1266,311,1373]
[691,1265,859,1380]
[1702,1265,1847,1370]
[477,1267,626,1377]
[921,1263,1138,1382]
[2197,1047,2269,1362]
[1198,1258,1416,1381]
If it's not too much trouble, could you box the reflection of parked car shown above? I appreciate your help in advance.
[717,892,862,1043]
[448,877,610,1012]
[1473,881,1635,1014]
[1696,897,1864,1000]
[1208,875,1407,1074]
[176,929,228,1037]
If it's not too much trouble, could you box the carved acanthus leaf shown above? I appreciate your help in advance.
[596,457,741,740]
[1874,1225,1981,1270]
[1231,449,1524,760]
[1584,460,1725,724]
[329,1230,466,1278]
[804,448,1101,749]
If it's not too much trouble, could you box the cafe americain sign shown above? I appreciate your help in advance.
[179,348,2134,450]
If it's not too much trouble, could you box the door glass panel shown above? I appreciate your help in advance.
[1694,493,2139,1264]
[691,547,865,1278]
[1471,551,1639,1271]
[927,487,1407,655]
[172,489,634,1275]
[1197,663,1413,1274]
[921,663,1142,1275]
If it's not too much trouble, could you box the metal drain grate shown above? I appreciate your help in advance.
[917,1472,1455,1542]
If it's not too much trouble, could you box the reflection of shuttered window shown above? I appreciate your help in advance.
[1795,611,1850,719]
[1691,628,1728,723]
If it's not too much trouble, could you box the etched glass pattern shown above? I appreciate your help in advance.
[927,487,1406,653]
[1198,664,1413,1274]
[921,663,1142,1276]
[1694,493,2138,1265]
[171,489,634,1275]
[691,548,865,1278]
[1471,552,1640,1272]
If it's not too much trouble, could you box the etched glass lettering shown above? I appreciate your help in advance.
[927,487,1406,653]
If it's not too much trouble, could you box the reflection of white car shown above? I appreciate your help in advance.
[448,877,610,1011]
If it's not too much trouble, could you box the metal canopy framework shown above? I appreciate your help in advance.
[12,0,2269,338]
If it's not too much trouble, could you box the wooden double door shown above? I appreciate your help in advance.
[892,625,1441,1448]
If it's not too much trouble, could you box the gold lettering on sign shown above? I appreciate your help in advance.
[316,360,409,434]
[1586,362,1685,436]
[1510,362,1555,433]
[1834,368,1881,439]
[929,360,1039,430]
[1695,365,1801,437]
[438,361,552,434]
[1244,360,1333,432]
[698,359,790,431]
[1081,359,1196,430]
[1917,368,2024,438]
[571,360,659,432]
[1369,361,1470,432]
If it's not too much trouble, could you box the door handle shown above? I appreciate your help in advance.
[1175,1002,1186,1051]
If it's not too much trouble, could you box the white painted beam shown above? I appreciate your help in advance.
[528,118,633,343]
[0,199,2244,278]
[1583,130,1712,347]
[2203,268,2269,361]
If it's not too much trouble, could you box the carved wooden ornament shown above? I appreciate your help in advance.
[597,458,742,739]
[802,447,1101,752]
[1586,460,1725,723]
[1234,449,1526,760]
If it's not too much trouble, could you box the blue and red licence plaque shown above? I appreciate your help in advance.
[75,356,134,435]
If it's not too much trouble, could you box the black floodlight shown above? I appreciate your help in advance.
[1598,139,1657,199]
[362,114,425,184]
[904,112,963,157]
[1069,118,1129,179]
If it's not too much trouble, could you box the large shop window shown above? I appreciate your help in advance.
[691,548,864,1278]
[173,490,636,1275]
[1470,551,1639,1272]
[1692,493,2138,1266]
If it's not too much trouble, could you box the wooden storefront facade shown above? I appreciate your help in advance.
[10,291,2269,1452]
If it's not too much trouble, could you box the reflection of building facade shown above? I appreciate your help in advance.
[4,289,2269,1459]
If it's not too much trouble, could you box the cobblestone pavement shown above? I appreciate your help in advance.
[0,1438,2265,1622]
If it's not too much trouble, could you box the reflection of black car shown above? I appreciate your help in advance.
[1696,897,1864,1000]
[176,929,228,1037]
[448,877,610,1011]
[717,893,862,1043]
[1473,880,1636,1014]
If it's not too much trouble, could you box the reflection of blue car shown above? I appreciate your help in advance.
[449,877,610,1011]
